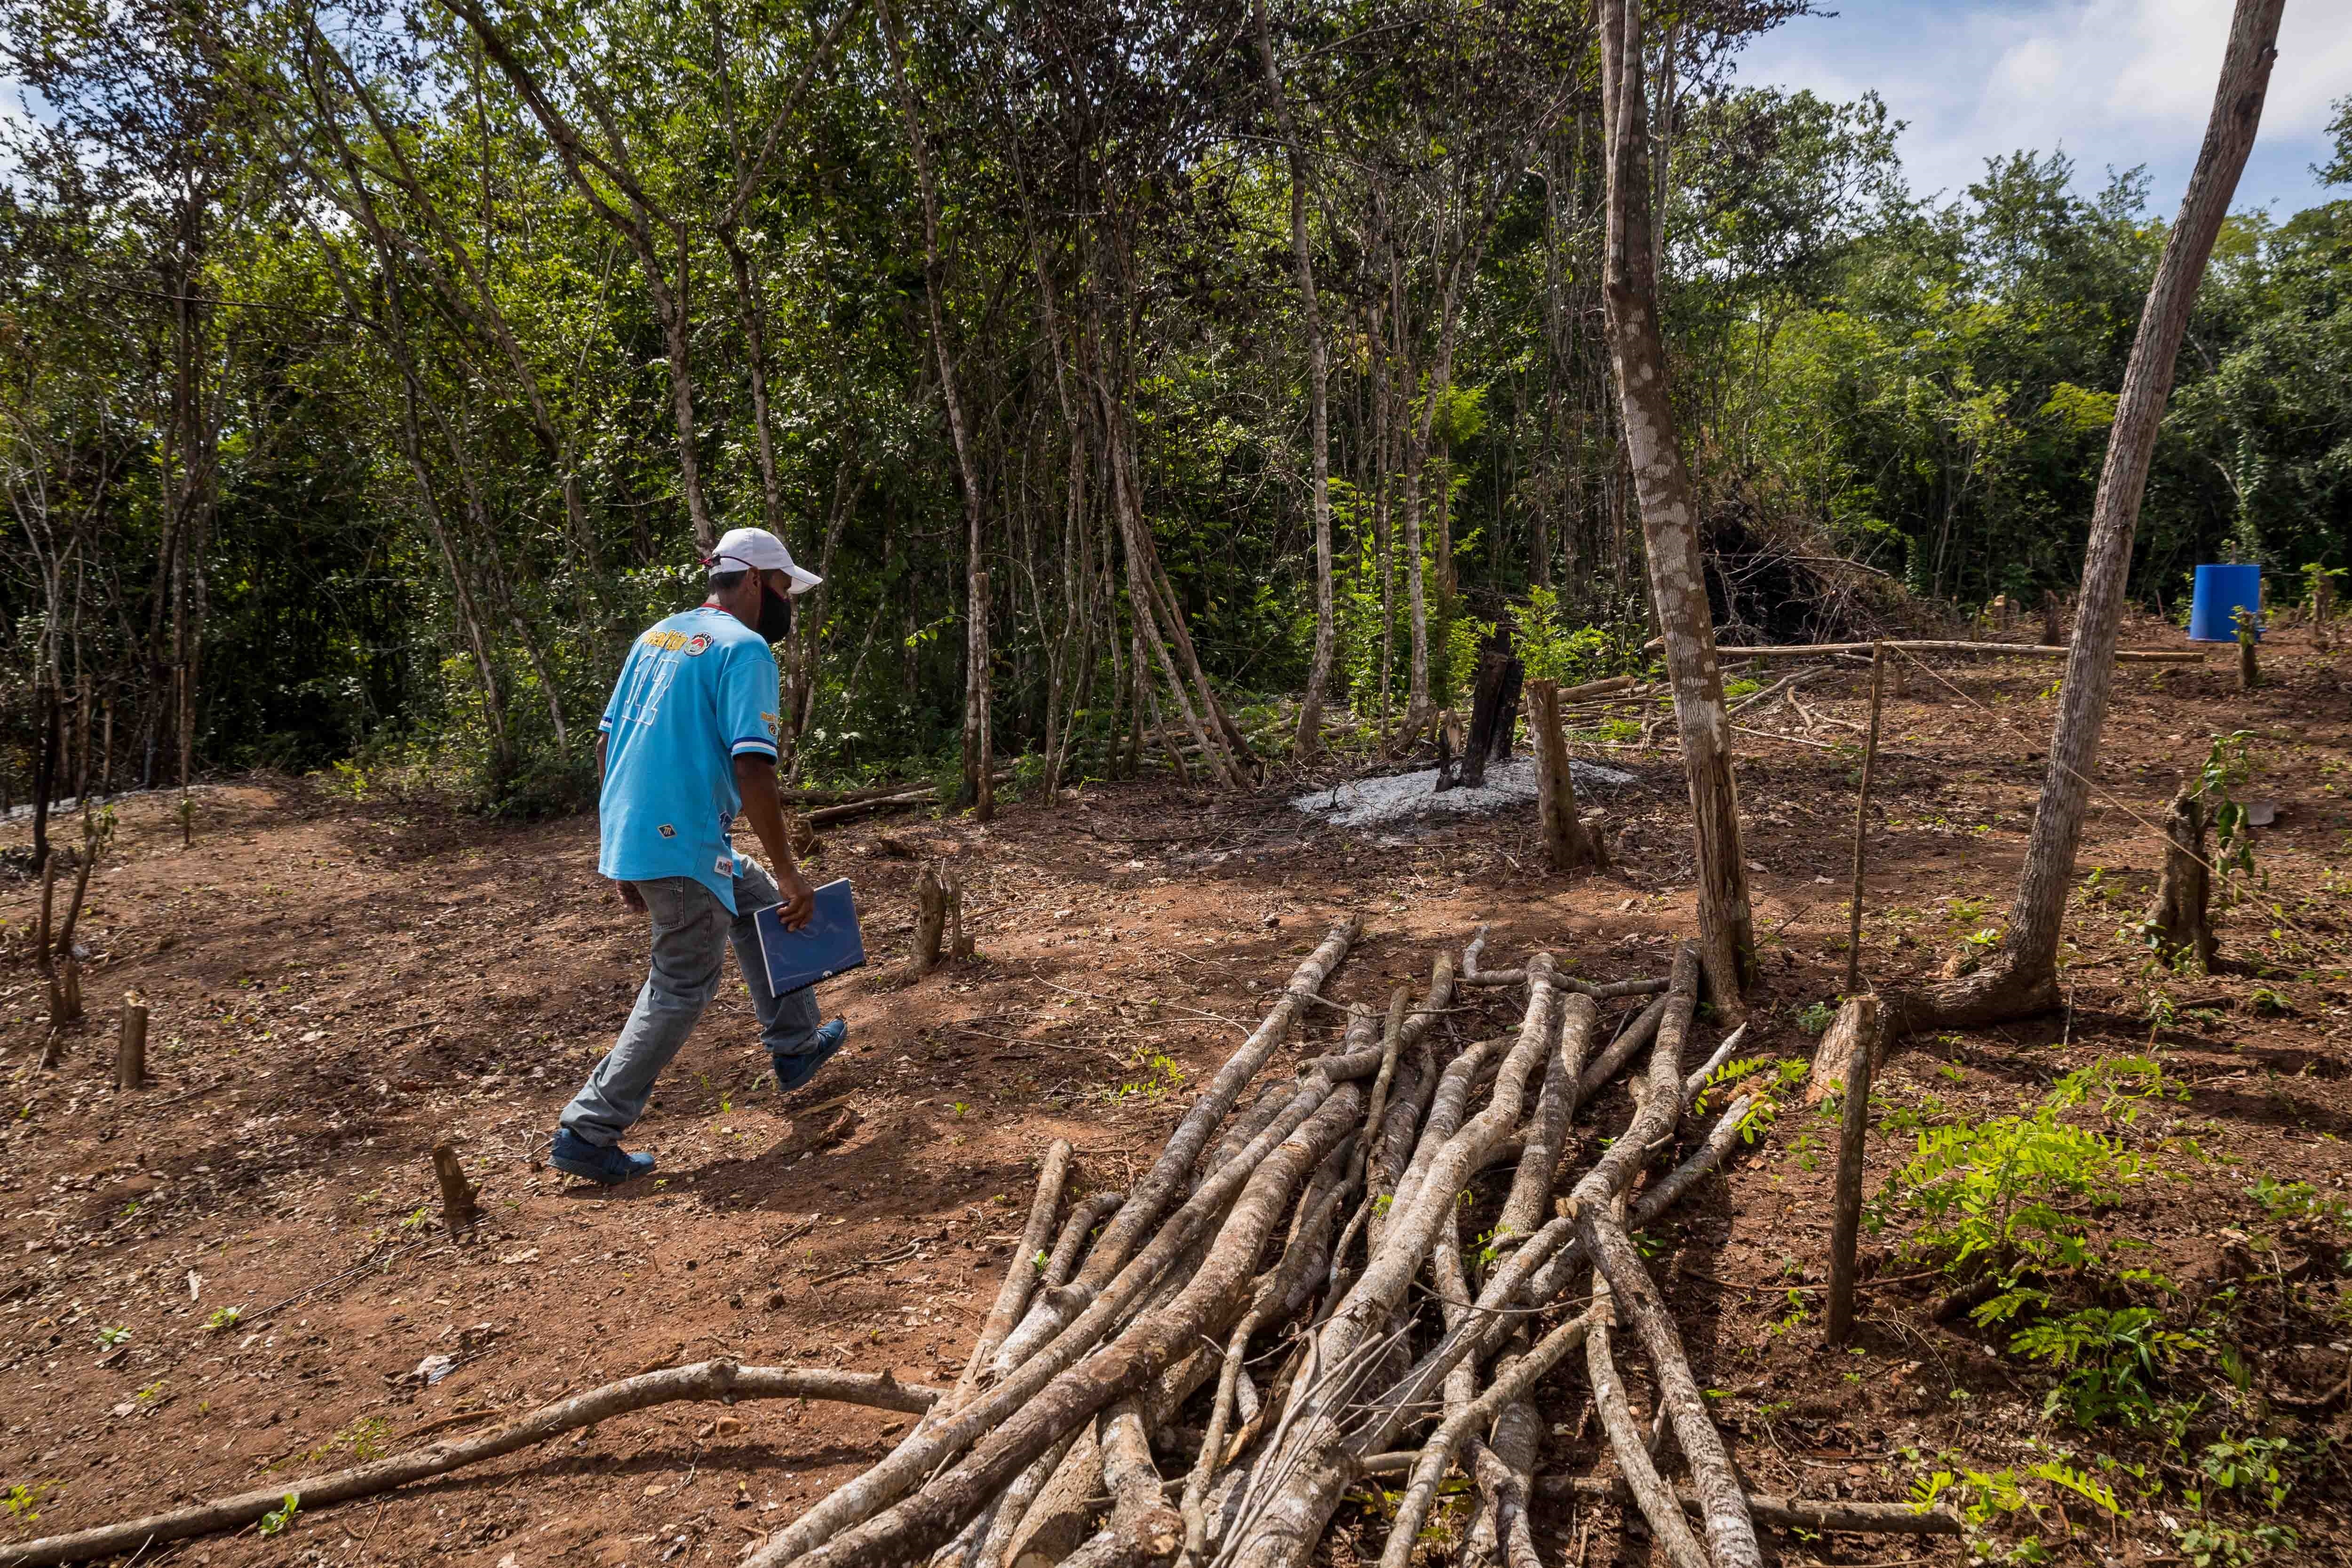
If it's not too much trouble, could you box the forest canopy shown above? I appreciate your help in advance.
[3,0,2348,812]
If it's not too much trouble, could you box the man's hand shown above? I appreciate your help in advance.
[734,753,812,927]
[613,879,647,914]
[774,867,818,931]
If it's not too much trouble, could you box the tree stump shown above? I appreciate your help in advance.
[2039,590,2064,647]
[1806,994,1883,1108]
[2235,606,2261,690]
[944,861,974,961]
[914,864,948,973]
[116,992,149,1091]
[2145,786,2216,972]
[1527,681,1604,874]
[2314,571,2336,652]
[431,1142,481,1238]
[1459,651,1521,788]
[1433,709,1467,791]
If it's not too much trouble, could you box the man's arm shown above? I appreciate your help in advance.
[596,730,648,913]
[735,755,816,929]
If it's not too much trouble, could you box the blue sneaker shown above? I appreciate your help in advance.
[548,1129,656,1186]
[773,1018,849,1093]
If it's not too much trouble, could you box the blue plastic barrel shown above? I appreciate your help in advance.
[2189,564,2263,642]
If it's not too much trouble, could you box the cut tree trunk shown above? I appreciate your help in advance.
[1597,0,1751,1007]
[1459,650,1518,788]
[432,1143,481,1239]
[1527,680,1604,872]
[115,993,148,1091]
[2145,787,2216,972]
[1886,0,2283,1038]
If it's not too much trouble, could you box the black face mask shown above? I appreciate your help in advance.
[756,581,795,643]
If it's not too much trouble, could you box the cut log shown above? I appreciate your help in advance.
[988,919,1361,1376]
[1659,639,2208,663]
[1526,1474,1964,1535]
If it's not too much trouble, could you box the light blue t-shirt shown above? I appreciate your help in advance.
[597,605,781,913]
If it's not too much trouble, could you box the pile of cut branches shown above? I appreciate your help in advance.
[739,917,1952,1568]
[1,917,1958,1568]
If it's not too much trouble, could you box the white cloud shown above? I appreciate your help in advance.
[1736,0,2352,215]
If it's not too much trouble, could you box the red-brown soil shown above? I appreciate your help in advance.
[4,619,2349,1567]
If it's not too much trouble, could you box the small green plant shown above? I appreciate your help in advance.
[258,1493,300,1536]
[2197,731,2259,880]
[2008,1307,2195,1427]
[2176,1520,2299,1568]
[1874,1065,2151,1283]
[1796,1001,1835,1036]
[206,1305,243,1332]
[2198,1433,2293,1512]
[93,1325,130,1350]
[4,1482,52,1523]
[2248,1175,2351,1227]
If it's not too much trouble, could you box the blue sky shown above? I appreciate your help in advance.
[1734,0,2352,217]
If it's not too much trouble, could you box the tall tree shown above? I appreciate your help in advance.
[1892,0,2288,1032]
[1598,0,1754,1004]
[1254,0,1335,765]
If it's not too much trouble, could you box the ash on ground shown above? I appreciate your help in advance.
[1289,756,1637,838]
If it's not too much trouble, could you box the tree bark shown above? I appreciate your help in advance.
[1888,0,2283,1035]
[878,0,993,819]
[2145,787,2216,972]
[1597,0,1753,1007]
[1254,1,1335,764]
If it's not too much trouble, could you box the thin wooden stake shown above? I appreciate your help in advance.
[1842,643,1888,996]
[115,993,148,1091]
[1825,995,1879,1347]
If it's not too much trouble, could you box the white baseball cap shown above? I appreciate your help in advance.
[705,527,823,596]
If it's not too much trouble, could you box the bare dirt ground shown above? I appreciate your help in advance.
[4,618,2349,1568]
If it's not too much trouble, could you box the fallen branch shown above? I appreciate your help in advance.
[0,1364,938,1568]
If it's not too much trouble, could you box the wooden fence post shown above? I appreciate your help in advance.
[1843,645,1889,996]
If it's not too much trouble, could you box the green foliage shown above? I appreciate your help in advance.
[259,1493,300,1536]
[1873,1062,2154,1282]
[3,1482,51,1524]
[2196,732,2259,879]
[1505,588,1640,686]
[2008,1307,2196,1427]
[2198,1433,2293,1512]
[1795,1001,1835,1036]
[2175,1521,2299,1568]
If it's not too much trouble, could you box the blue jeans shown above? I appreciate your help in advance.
[559,855,823,1147]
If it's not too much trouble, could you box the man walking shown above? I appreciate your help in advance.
[549,527,848,1186]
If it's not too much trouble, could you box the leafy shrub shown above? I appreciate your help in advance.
[2008,1306,2197,1426]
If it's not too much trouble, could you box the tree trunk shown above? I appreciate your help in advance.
[1254,1,1335,765]
[1889,0,2283,1035]
[2145,787,2216,972]
[1597,0,1752,1006]
[879,0,993,820]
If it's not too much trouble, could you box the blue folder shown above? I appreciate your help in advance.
[752,877,866,997]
